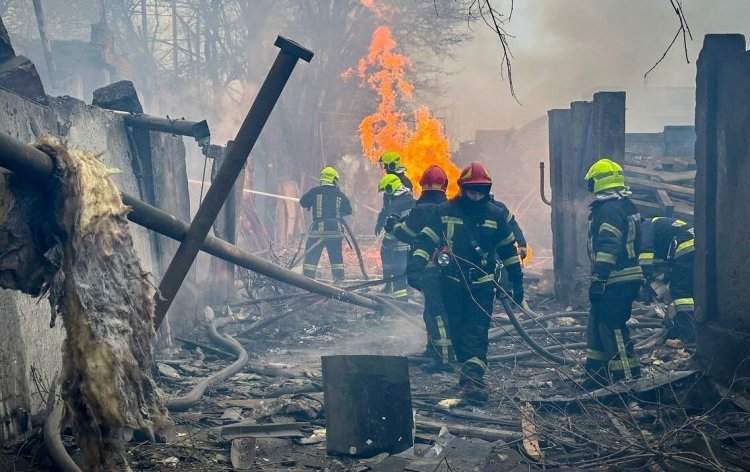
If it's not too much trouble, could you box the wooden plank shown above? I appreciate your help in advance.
[521,403,543,461]
[625,165,696,184]
[628,176,694,198]
[656,189,674,217]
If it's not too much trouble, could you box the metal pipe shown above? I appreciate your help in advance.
[155,36,314,328]
[123,114,210,143]
[0,132,380,313]
[539,161,552,206]
[32,0,57,88]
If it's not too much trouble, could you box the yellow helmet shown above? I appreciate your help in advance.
[379,151,403,172]
[320,166,340,185]
[378,174,402,194]
[585,158,625,193]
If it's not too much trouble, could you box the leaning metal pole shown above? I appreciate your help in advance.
[0,132,381,313]
[155,36,314,328]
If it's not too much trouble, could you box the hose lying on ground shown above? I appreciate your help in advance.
[498,298,578,365]
[167,308,249,412]
[490,322,664,341]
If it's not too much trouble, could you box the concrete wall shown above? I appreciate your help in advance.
[547,92,625,307]
[625,126,696,159]
[694,34,750,386]
[0,88,194,438]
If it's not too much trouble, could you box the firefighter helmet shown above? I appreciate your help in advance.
[420,165,448,192]
[378,174,402,194]
[379,151,403,172]
[584,158,625,193]
[457,162,492,187]
[320,166,340,185]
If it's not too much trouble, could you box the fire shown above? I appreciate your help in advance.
[349,23,462,196]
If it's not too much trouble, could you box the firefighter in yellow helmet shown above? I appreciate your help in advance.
[378,173,415,299]
[299,167,352,282]
[375,151,414,235]
[584,158,644,387]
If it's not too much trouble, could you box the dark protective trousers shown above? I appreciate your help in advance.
[303,236,344,281]
[586,281,642,384]
[441,278,493,387]
[381,235,409,299]
[420,268,454,364]
[668,251,695,342]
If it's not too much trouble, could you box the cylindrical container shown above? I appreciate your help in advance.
[322,355,413,457]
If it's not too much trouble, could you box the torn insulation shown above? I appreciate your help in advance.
[0,136,167,471]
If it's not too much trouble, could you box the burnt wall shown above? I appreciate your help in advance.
[547,92,625,307]
[694,34,750,385]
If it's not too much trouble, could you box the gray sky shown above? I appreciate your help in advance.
[433,0,750,140]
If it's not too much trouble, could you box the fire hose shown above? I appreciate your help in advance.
[341,218,369,279]
[44,390,83,472]
[167,308,249,411]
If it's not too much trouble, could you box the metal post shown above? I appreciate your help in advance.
[0,131,379,312]
[155,36,313,327]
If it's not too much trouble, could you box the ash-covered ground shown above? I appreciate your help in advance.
[4,242,749,471]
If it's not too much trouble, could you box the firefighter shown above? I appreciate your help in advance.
[385,165,454,371]
[585,158,644,386]
[639,217,695,342]
[378,174,415,299]
[375,151,413,236]
[408,162,524,402]
[299,167,352,282]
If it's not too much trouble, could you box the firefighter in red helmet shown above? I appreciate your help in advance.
[408,162,524,403]
[385,165,454,371]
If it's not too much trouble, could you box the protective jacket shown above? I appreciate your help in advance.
[490,198,527,248]
[588,196,644,286]
[300,184,352,238]
[377,188,415,238]
[639,217,694,266]
[410,197,523,285]
[391,191,447,245]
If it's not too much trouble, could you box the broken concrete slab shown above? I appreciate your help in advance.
[91,80,143,113]
[220,420,307,440]
[0,56,48,105]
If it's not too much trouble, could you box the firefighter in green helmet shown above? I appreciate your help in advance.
[299,167,352,282]
[378,173,415,299]
[584,158,644,386]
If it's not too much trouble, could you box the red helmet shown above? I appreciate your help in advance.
[419,165,448,192]
[457,162,492,186]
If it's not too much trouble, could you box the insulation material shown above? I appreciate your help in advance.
[0,136,167,471]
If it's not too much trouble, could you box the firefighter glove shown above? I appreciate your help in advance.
[375,221,384,236]
[518,246,528,260]
[512,282,524,305]
[589,280,606,304]
[384,214,399,233]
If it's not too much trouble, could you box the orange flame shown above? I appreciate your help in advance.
[350,25,461,196]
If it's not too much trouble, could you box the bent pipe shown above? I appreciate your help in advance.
[0,131,380,313]
[44,396,82,472]
[167,310,249,411]
[539,161,552,206]
[499,298,577,365]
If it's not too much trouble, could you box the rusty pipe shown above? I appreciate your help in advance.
[155,36,314,328]
[539,161,552,206]
[0,131,381,312]
[122,113,210,143]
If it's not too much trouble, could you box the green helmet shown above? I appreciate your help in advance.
[379,151,403,172]
[378,174,402,194]
[320,166,340,185]
[585,158,625,193]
